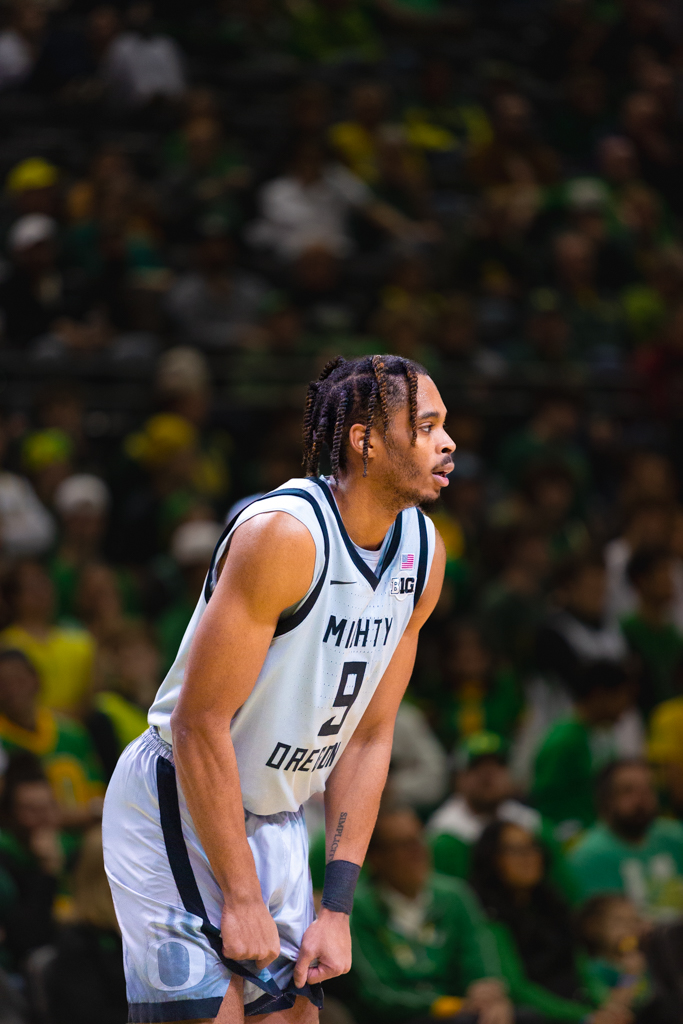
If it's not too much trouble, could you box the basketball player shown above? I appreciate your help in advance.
[103,355,455,1023]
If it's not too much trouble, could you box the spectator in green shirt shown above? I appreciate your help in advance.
[621,547,683,716]
[570,759,683,921]
[531,661,637,841]
[470,820,626,1024]
[427,732,577,902]
[348,806,519,1023]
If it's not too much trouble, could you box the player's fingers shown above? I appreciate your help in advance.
[306,958,350,984]
[293,946,317,988]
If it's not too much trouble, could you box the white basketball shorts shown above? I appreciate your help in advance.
[102,728,321,1021]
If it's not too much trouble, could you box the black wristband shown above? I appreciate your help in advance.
[321,859,361,915]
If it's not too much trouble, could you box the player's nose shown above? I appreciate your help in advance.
[439,430,456,454]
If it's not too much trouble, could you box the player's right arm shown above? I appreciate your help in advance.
[170,511,316,969]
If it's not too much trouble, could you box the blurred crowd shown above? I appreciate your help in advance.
[2,0,683,1022]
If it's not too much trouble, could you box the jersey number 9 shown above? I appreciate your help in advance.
[318,661,367,737]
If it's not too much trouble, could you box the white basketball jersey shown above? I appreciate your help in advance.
[148,477,436,815]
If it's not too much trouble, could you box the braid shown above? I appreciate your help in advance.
[301,380,320,473]
[372,355,389,440]
[309,390,334,477]
[405,362,418,445]
[330,389,349,481]
[362,380,378,477]
[318,355,346,382]
[301,353,427,479]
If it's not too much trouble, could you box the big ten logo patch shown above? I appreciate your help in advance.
[390,575,415,601]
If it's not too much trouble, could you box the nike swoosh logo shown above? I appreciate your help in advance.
[331,580,355,585]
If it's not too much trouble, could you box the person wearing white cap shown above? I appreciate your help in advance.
[50,474,111,618]
[157,520,224,673]
[0,213,66,348]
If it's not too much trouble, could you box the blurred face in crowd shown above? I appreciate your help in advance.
[294,246,340,293]
[361,374,455,509]
[13,562,55,626]
[197,235,234,275]
[598,136,638,185]
[554,233,595,290]
[368,810,430,899]
[350,83,386,129]
[634,556,675,610]
[529,471,575,526]
[62,502,107,550]
[458,756,512,814]
[290,143,325,186]
[0,656,40,730]
[593,897,648,958]
[527,310,571,361]
[534,399,578,441]
[16,238,56,276]
[604,763,658,841]
[10,780,59,835]
[579,679,634,728]
[493,94,532,142]
[449,626,490,680]
[77,564,122,626]
[564,564,606,621]
[496,824,544,892]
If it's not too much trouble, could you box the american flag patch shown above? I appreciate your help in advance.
[401,553,415,570]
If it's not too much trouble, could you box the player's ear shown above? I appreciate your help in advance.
[348,422,376,461]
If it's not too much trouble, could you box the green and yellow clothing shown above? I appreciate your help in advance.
[349,874,500,1023]
[428,797,579,904]
[620,613,683,712]
[489,920,603,1021]
[92,691,148,750]
[436,669,524,750]
[0,623,95,715]
[403,102,492,154]
[0,707,104,811]
[531,716,616,838]
[288,0,381,65]
[570,819,683,920]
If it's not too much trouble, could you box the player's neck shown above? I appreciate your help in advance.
[329,474,400,550]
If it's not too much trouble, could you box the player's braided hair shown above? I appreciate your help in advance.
[302,355,427,479]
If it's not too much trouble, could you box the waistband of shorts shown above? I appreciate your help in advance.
[142,725,175,764]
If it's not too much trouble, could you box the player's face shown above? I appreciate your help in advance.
[381,375,455,509]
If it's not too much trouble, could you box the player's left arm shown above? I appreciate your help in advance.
[293,530,446,987]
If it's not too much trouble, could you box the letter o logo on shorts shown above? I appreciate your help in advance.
[147,939,205,991]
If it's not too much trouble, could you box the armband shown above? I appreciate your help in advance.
[320,859,361,915]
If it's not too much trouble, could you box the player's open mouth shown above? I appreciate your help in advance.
[432,463,454,486]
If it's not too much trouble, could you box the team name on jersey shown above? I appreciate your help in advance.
[323,614,393,649]
[265,741,341,773]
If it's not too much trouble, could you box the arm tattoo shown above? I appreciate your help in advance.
[328,811,347,861]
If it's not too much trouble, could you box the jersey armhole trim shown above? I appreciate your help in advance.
[203,488,330,638]
[413,509,428,608]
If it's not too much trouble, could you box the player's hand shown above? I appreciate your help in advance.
[293,907,352,988]
[220,897,280,971]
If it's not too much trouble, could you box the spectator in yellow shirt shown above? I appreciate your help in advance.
[0,649,103,827]
[649,692,683,818]
[0,561,95,716]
